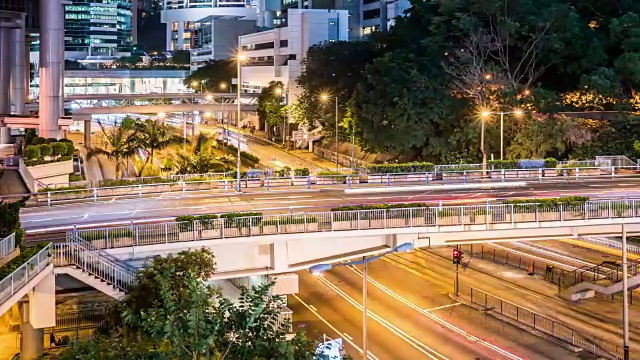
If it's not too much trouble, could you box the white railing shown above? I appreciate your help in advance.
[73,199,640,249]
[52,238,136,292]
[0,233,16,260]
[17,165,640,206]
[0,244,52,306]
[577,236,640,255]
[276,306,293,333]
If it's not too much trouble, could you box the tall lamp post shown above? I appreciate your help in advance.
[275,88,285,146]
[320,93,339,171]
[219,82,228,144]
[236,54,247,192]
[309,243,415,360]
[481,109,524,160]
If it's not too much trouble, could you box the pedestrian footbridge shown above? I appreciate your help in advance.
[72,200,640,279]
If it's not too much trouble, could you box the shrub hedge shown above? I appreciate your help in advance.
[503,196,589,208]
[0,243,50,282]
[366,162,435,174]
[175,212,264,231]
[294,168,310,176]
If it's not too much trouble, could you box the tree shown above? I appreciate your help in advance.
[352,50,475,162]
[295,41,378,128]
[0,199,25,246]
[64,60,84,70]
[87,121,140,178]
[171,50,191,65]
[257,81,285,136]
[134,119,186,175]
[185,60,236,93]
[174,134,227,174]
[50,249,349,360]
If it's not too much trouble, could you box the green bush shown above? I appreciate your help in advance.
[366,162,435,174]
[0,243,50,281]
[69,173,84,182]
[51,142,67,157]
[38,144,53,157]
[544,158,558,168]
[294,168,310,176]
[443,165,479,172]
[80,229,133,242]
[64,142,76,156]
[262,216,318,226]
[58,139,73,144]
[44,138,58,144]
[31,137,45,145]
[220,212,263,228]
[488,160,517,170]
[24,145,41,160]
[503,196,589,209]
[240,151,260,163]
[274,166,291,177]
[331,203,430,212]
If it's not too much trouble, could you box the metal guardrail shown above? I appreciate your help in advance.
[13,165,640,206]
[460,285,637,359]
[578,236,640,255]
[0,233,16,260]
[0,244,52,306]
[72,199,640,249]
[52,238,136,293]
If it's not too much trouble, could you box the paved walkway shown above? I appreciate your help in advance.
[426,246,640,347]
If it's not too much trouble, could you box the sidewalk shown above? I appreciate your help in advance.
[426,247,640,346]
[202,125,337,170]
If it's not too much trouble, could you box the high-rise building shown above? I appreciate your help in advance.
[161,0,258,51]
[30,0,136,61]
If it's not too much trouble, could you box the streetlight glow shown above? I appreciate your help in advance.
[514,109,524,116]
[219,82,227,90]
[481,111,491,118]
[523,89,531,96]
[275,88,283,95]
[158,112,165,118]
[191,81,198,87]
[237,54,247,61]
[206,94,213,100]
[204,112,212,118]
[484,73,492,80]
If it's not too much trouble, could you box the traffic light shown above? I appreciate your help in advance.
[452,248,464,264]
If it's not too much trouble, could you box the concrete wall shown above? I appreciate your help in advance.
[27,160,73,189]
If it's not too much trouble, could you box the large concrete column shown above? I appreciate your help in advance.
[11,17,26,114]
[177,22,185,50]
[0,27,12,144]
[20,303,44,360]
[39,0,65,139]
[84,119,91,147]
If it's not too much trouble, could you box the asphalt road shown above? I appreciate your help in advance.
[290,256,585,359]
[20,178,640,233]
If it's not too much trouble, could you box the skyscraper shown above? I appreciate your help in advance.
[29,0,136,61]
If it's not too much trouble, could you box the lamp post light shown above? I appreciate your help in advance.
[158,112,166,124]
[309,243,415,360]
[219,82,228,144]
[236,54,247,192]
[481,110,524,161]
[274,88,285,146]
[320,93,339,171]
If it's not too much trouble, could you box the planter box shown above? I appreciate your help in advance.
[293,178,309,186]
[261,225,278,234]
[316,177,345,185]
[268,179,292,187]
[199,228,221,239]
[543,169,558,177]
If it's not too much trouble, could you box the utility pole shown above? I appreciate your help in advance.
[623,224,630,360]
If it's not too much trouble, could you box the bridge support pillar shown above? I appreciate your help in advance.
[271,242,288,272]
[38,0,65,139]
[0,26,11,145]
[19,303,44,360]
[20,271,56,359]
[384,234,399,249]
[84,120,92,147]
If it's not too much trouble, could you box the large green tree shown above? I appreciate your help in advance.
[134,119,186,175]
[185,60,236,93]
[51,249,348,360]
[87,120,140,179]
[257,81,285,137]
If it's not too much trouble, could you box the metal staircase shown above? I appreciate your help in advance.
[52,236,136,298]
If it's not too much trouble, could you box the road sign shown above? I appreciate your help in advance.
[292,131,304,141]
[315,338,343,359]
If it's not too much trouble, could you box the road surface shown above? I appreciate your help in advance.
[290,258,586,359]
[20,178,640,233]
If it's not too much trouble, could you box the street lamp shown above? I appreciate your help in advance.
[158,112,166,124]
[320,93,339,171]
[219,83,228,145]
[481,110,524,160]
[236,53,247,192]
[309,243,415,360]
[274,88,286,146]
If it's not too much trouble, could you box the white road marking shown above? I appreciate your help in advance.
[423,303,462,312]
[346,266,524,360]
[343,332,353,340]
[309,305,317,311]
[291,294,378,360]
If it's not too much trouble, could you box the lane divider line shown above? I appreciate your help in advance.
[313,274,448,360]
[346,266,525,360]
[291,294,379,360]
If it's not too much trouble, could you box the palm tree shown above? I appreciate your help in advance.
[134,119,185,175]
[87,121,140,179]
[174,134,227,175]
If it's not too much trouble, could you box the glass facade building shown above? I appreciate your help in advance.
[64,0,133,56]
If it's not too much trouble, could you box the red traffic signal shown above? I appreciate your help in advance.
[452,248,464,264]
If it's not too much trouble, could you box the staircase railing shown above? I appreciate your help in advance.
[0,244,53,306]
[0,233,16,260]
[65,232,137,272]
[53,239,136,293]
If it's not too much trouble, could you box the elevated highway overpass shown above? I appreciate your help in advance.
[69,199,640,279]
